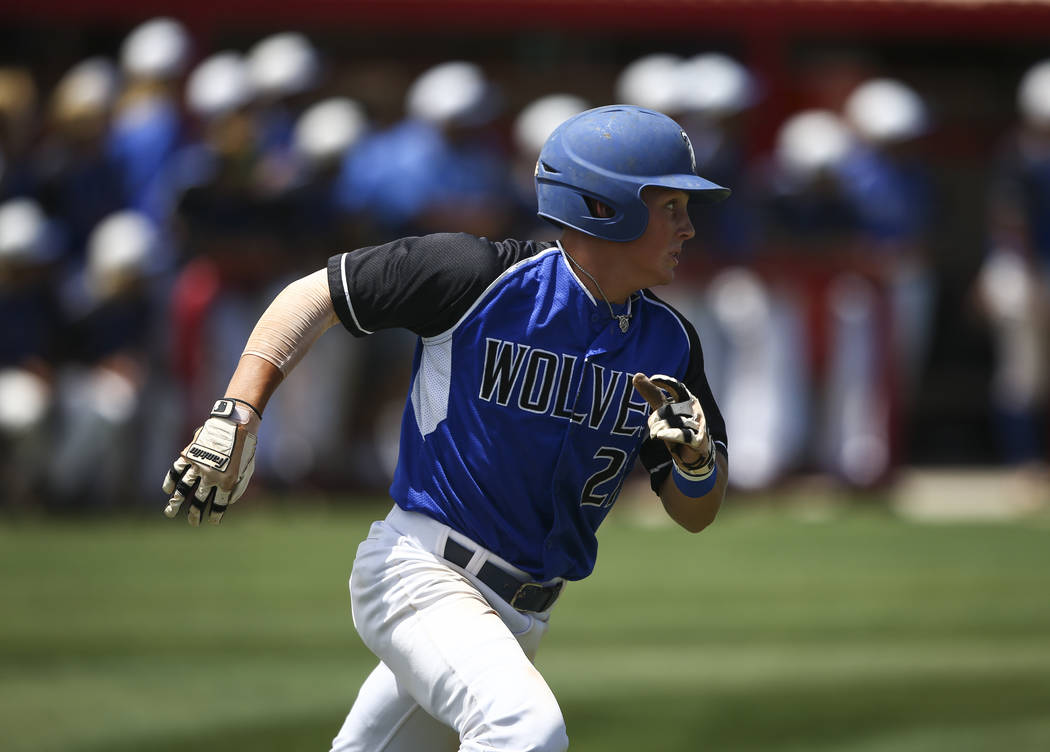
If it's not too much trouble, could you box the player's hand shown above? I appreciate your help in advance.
[162,398,260,526]
[632,373,715,476]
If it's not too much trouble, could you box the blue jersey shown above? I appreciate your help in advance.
[328,233,727,581]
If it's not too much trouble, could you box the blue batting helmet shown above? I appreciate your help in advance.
[535,105,729,242]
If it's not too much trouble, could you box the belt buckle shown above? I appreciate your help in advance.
[510,581,561,613]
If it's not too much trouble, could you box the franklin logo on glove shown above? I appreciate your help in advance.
[187,445,230,470]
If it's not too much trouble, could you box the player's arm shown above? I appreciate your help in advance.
[634,373,728,533]
[162,269,338,526]
[657,449,727,533]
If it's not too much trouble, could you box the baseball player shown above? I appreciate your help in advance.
[162,104,731,751]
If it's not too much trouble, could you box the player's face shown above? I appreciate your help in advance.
[624,188,695,287]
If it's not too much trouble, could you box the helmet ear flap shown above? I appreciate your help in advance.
[536,182,650,241]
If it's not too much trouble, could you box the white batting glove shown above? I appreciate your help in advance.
[633,373,716,478]
[162,398,261,526]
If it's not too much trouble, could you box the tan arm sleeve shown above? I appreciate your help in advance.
[241,269,339,376]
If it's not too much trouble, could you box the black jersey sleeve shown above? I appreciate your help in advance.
[327,233,551,338]
[637,293,728,495]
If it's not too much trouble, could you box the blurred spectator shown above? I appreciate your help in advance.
[974,59,1050,467]
[47,210,165,509]
[173,50,287,280]
[759,109,859,246]
[246,31,321,155]
[840,77,939,461]
[704,263,809,490]
[337,60,514,240]
[615,52,684,115]
[285,96,369,266]
[0,198,60,507]
[0,67,40,202]
[110,16,192,221]
[749,109,899,488]
[36,57,128,265]
[510,92,590,237]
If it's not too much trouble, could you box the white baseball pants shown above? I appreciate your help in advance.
[329,506,569,752]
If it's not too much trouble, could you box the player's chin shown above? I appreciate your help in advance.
[650,268,676,287]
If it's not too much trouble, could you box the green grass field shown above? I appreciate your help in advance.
[3,496,1050,752]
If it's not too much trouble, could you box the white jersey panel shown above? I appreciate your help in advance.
[411,337,454,436]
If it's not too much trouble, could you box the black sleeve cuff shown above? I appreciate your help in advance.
[327,253,365,336]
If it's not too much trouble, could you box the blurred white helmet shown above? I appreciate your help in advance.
[52,57,120,120]
[0,368,50,434]
[87,210,157,297]
[293,97,367,164]
[844,78,928,144]
[1018,59,1050,130]
[615,52,683,113]
[247,32,319,100]
[120,17,191,80]
[775,109,854,178]
[0,198,51,264]
[185,52,254,119]
[406,61,498,126]
[513,93,590,158]
[678,53,757,117]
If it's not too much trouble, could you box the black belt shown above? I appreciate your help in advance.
[442,537,563,613]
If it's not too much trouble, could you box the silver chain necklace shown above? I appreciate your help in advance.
[562,249,631,333]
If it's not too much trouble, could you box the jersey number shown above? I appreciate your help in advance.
[580,447,629,508]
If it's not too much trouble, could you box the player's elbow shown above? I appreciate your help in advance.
[662,493,722,533]
[681,503,720,533]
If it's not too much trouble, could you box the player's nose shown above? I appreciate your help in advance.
[679,212,695,240]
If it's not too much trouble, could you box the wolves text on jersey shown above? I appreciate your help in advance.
[478,337,650,436]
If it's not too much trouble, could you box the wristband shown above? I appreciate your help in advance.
[671,460,718,498]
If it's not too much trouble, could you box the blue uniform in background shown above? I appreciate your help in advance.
[328,233,727,581]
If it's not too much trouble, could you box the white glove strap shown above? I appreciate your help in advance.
[210,398,259,425]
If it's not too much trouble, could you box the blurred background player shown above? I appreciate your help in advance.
[36,57,127,275]
[752,108,878,487]
[0,198,60,508]
[246,31,322,156]
[0,67,39,203]
[840,77,938,422]
[974,59,1050,472]
[47,210,165,509]
[111,16,192,223]
[510,92,590,238]
[337,60,511,241]
[614,52,684,119]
